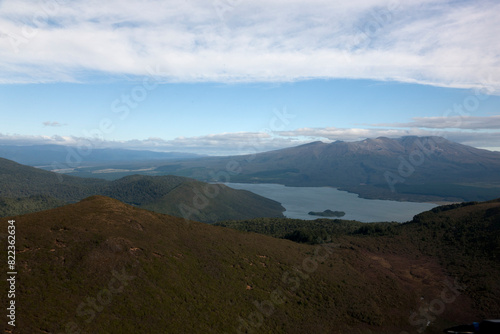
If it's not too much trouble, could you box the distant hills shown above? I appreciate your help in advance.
[0,144,202,166]
[0,157,105,201]
[154,136,500,202]
[101,174,284,222]
[2,195,499,333]
[7,136,500,202]
[0,158,284,221]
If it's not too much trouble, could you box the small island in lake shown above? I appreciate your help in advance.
[308,209,346,217]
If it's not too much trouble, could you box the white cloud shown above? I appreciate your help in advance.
[0,0,498,92]
[371,116,500,130]
[43,121,66,127]
[0,131,304,155]
[277,127,417,141]
[276,126,500,150]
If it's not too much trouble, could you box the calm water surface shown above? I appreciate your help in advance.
[225,183,437,222]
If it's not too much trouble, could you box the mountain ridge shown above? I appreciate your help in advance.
[0,158,284,221]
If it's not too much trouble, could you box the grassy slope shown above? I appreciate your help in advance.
[2,197,498,333]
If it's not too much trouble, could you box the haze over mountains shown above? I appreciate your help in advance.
[0,144,203,166]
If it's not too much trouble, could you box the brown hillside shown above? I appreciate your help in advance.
[0,196,488,333]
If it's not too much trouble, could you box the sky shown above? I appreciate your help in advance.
[0,0,499,155]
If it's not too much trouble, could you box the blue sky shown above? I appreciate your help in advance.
[0,0,499,154]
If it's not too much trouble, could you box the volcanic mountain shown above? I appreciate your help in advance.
[160,136,500,202]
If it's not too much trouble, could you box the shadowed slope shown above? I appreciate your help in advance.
[0,158,285,221]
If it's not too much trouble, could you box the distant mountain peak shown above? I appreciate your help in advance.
[297,140,325,147]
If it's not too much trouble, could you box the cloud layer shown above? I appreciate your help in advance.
[0,0,499,91]
[371,116,500,130]
[0,131,301,155]
[1,122,499,155]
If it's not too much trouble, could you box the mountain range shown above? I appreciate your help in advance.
[2,195,499,333]
[154,136,500,202]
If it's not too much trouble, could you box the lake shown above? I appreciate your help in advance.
[224,183,437,222]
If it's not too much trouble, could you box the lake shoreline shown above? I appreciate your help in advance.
[218,181,455,205]
[221,182,437,223]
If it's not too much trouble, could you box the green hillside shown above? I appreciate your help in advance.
[0,195,66,217]
[216,217,399,244]
[103,175,285,222]
[0,158,284,221]
[0,157,105,201]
